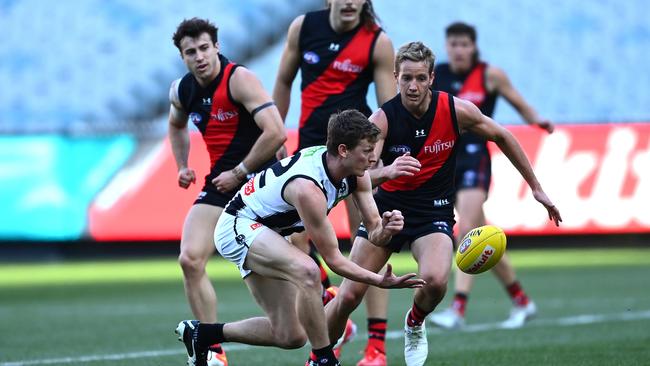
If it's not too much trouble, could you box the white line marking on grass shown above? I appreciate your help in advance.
[3,310,650,365]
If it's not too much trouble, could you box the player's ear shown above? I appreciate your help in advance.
[338,143,349,158]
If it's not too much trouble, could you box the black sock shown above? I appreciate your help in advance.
[198,323,225,348]
[312,344,335,360]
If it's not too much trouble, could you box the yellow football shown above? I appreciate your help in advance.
[456,225,507,274]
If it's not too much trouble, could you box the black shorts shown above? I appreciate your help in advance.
[357,219,455,252]
[455,143,491,192]
[193,181,239,208]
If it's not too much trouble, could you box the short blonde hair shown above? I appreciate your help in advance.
[395,41,436,74]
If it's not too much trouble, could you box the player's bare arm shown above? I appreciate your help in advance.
[350,171,404,246]
[367,108,421,187]
[371,32,397,106]
[168,78,196,189]
[487,66,554,133]
[272,15,304,120]
[211,68,287,193]
[455,97,562,225]
[286,178,423,289]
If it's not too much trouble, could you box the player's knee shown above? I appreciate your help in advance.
[337,286,364,311]
[422,274,448,296]
[178,250,207,274]
[293,260,321,291]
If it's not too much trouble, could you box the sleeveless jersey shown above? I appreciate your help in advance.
[433,62,496,146]
[297,9,381,148]
[177,54,267,182]
[375,91,460,224]
[225,146,358,236]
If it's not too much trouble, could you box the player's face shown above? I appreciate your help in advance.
[345,138,377,176]
[329,0,365,24]
[180,33,219,83]
[446,34,476,72]
[396,60,433,112]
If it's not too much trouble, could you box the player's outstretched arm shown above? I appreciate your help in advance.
[488,66,554,133]
[272,15,304,121]
[455,97,562,226]
[286,178,424,289]
[168,79,195,189]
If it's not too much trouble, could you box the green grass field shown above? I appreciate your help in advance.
[1,248,650,365]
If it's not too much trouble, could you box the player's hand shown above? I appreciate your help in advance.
[211,170,243,193]
[276,144,288,160]
[532,188,562,226]
[177,167,196,189]
[377,263,425,289]
[381,210,404,236]
[384,152,421,180]
[535,119,555,134]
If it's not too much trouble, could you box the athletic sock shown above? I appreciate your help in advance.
[366,318,387,354]
[198,323,225,348]
[506,281,530,306]
[451,292,469,316]
[312,344,336,363]
[407,302,428,327]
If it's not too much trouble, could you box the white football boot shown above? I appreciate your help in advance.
[501,301,537,329]
[404,310,428,366]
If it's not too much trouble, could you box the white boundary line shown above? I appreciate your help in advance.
[3,310,650,366]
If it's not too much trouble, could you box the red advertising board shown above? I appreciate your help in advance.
[88,123,650,240]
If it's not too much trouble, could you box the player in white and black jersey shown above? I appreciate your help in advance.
[175,110,425,366]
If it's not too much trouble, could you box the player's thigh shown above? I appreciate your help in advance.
[245,229,317,284]
[244,273,303,331]
[455,188,487,227]
[411,232,455,284]
[180,203,223,259]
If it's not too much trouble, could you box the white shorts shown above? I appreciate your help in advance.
[214,212,268,278]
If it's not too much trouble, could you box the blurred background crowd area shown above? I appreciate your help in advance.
[1,0,649,242]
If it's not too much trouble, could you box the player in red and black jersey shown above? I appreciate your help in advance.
[323,41,561,366]
[428,22,556,331]
[169,18,286,366]
[274,1,396,364]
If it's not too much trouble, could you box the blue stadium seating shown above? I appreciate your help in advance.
[1,0,648,133]
[0,0,319,133]
[249,0,650,127]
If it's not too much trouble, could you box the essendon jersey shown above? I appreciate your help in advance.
[177,54,266,182]
[433,62,497,145]
[297,9,381,149]
[375,91,460,224]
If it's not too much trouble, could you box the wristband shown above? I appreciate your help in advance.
[237,162,250,175]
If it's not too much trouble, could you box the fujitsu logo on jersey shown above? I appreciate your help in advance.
[458,91,485,105]
[332,58,363,73]
[424,139,455,155]
[212,108,239,122]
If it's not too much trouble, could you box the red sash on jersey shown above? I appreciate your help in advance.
[299,25,379,129]
[380,92,458,192]
[203,62,239,167]
[457,62,487,108]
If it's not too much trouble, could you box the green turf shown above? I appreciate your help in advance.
[1,248,649,365]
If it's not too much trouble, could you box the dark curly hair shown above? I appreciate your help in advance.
[172,17,219,52]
